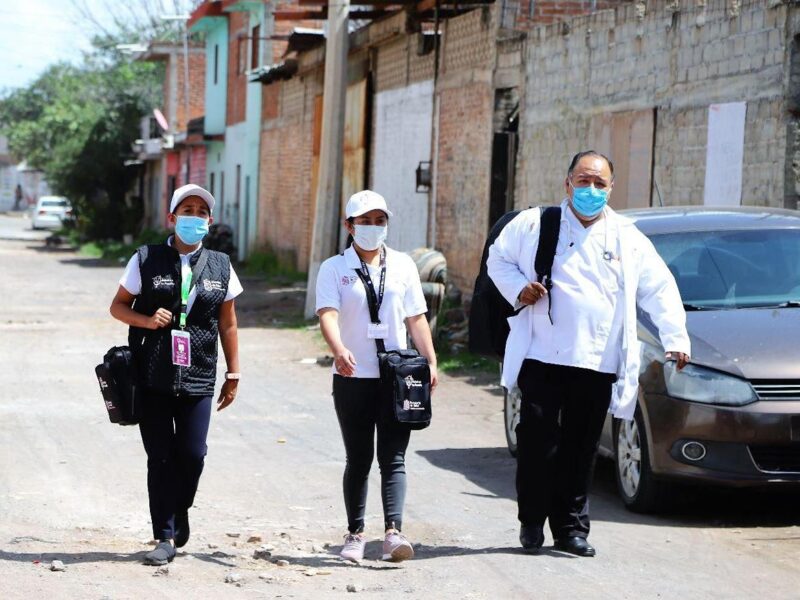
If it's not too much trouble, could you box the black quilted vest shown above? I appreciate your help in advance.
[128,242,231,397]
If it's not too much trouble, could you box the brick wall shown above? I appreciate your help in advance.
[517,0,793,211]
[510,0,627,27]
[174,51,206,132]
[434,7,497,293]
[227,10,249,126]
[257,73,322,271]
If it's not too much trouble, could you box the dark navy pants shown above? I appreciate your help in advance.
[516,360,615,540]
[139,392,212,541]
[333,375,411,533]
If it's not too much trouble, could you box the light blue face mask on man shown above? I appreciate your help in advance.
[175,215,210,245]
[570,182,608,218]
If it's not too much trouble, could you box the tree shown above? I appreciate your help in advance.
[0,46,163,239]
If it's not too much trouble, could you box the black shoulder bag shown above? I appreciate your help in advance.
[95,247,209,426]
[354,251,432,430]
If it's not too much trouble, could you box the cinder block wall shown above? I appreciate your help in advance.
[517,0,793,210]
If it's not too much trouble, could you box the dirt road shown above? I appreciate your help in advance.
[1,215,798,599]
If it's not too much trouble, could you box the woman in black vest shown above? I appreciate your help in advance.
[110,184,242,566]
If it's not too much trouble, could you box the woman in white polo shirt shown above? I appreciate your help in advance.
[316,190,438,564]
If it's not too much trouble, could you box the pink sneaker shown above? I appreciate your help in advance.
[382,531,414,562]
[340,533,366,563]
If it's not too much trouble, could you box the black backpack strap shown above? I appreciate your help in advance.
[534,206,561,324]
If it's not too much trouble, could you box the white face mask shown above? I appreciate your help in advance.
[353,224,388,251]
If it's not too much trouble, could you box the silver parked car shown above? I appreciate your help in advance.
[504,206,800,512]
[31,196,72,230]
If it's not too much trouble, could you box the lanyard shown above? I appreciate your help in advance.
[179,261,192,329]
[356,248,386,324]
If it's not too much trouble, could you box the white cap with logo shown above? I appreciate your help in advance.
[170,183,215,214]
[345,190,393,219]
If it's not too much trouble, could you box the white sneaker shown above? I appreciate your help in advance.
[382,530,414,562]
[340,533,366,563]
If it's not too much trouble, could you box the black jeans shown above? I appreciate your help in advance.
[516,360,615,540]
[139,392,212,541]
[333,375,411,533]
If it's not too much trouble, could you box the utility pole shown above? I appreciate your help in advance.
[304,0,350,318]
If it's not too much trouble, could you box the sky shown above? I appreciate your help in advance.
[0,0,107,92]
[0,0,195,94]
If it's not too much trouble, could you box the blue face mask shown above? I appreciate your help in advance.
[570,182,608,218]
[174,215,210,245]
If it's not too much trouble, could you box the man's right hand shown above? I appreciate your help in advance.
[148,308,173,330]
[518,282,548,306]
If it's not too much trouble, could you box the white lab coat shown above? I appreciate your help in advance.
[487,204,691,420]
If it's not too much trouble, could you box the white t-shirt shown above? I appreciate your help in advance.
[526,203,624,374]
[119,239,243,312]
[315,245,428,379]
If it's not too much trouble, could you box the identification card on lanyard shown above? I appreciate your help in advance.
[171,330,191,367]
[173,261,193,367]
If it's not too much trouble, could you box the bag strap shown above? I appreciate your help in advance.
[534,206,561,324]
[354,267,387,354]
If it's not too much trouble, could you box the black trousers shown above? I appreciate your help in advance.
[139,392,212,541]
[516,360,615,540]
[333,375,411,533]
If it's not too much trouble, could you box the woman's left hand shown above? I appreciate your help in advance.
[217,379,238,411]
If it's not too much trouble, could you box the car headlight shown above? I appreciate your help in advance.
[663,362,757,406]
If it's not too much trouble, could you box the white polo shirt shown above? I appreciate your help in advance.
[119,238,243,312]
[526,203,624,374]
[315,245,428,379]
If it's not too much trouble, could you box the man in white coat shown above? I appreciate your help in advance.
[487,150,690,557]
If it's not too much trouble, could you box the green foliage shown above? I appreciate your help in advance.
[437,350,497,375]
[0,38,164,240]
[243,251,308,283]
[79,228,168,262]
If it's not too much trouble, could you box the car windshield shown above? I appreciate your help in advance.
[41,199,68,208]
[648,229,800,309]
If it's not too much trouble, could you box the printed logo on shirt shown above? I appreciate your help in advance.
[404,375,423,389]
[203,279,224,292]
[152,275,175,288]
[340,275,358,286]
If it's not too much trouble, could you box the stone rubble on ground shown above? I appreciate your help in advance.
[247,535,262,543]
[253,545,273,560]
[275,559,290,567]
[224,572,242,586]
[49,560,66,572]
[347,583,363,593]
[153,566,169,577]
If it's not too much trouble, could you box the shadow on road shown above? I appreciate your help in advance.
[0,549,144,565]
[418,446,800,530]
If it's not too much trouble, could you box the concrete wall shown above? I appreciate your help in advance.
[203,18,229,136]
[517,0,794,211]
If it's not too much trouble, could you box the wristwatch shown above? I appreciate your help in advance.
[225,372,241,380]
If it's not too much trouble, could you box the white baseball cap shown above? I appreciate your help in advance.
[170,183,215,214]
[345,190,393,219]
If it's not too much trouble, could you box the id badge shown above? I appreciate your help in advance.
[367,323,389,339]
[171,330,191,367]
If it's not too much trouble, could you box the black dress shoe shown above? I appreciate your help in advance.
[174,512,190,548]
[554,536,595,557]
[519,525,545,553]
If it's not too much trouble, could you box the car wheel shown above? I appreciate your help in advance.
[614,407,670,513]
[504,385,521,458]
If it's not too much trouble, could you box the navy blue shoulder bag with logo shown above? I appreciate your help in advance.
[354,251,432,430]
